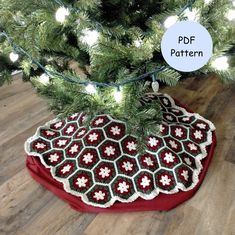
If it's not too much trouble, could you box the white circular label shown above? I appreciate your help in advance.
[161,21,213,72]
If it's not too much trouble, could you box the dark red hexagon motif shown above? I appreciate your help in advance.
[69,170,93,193]
[94,161,116,184]
[159,96,172,107]
[158,148,181,169]
[164,136,183,153]
[77,148,99,169]
[179,152,197,169]
[74,127,88,139]
[30,138,50,154]
[112,176,135,200]
[183,140,201,157]
[91,115,111,128]
[42,150,64,166]
[170,125,188,140]
[146,136,164,152]
[159,123,169,136]
[138,153,159,172]
[62,122,78,136]
[189,128,207,144]
[39,128,59,140]
[55,160,77,178]
[178,115,195,125]
[175,165,193,188]
[121,136,138,156]
[99,140,121,160]
[116,156,139,177]
[67,112,80,121]
[50,120,66,130]
[135,172,155,194]
[65,140,83,158]
[167,107,184,117]
[78,113,87,126]
[52,137,71,149]
[86,185,111,205]
[163,112,177,123]
[155,169,176,191]
[84,129,105,147]
[191,119,210,131]
[104,121,126,140]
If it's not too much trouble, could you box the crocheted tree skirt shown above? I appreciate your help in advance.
[25,93,216,212]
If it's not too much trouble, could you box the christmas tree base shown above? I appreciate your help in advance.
[25,93,216,212]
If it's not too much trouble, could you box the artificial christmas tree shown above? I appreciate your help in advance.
[0,0,234,211]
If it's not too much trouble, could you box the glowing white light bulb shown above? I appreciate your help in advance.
[133,39,142,48]
[80,29,99,46]
[55,7,70,23]
[184,8,199,21]
[39,73,50,85]
[204,0,212,4]
[86,84,97,94]
[9,52,19,62]
[226,9,235,21]
[76,19,80,25]
[211,56,229,70]
[113,88,123,103]
[163,15,178,28]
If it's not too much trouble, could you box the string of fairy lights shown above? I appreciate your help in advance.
[2,0,235,103]
[0,31,165,103]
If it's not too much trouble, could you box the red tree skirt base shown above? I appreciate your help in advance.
[25,94,217,212]
[26,133,216,212]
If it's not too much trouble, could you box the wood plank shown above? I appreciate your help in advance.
[222,199,235,235]
[0,76,30,101]
[20,200,96,235]
[0,100,51,146]
[225,135,235,164]
[83,212,163,235]
[189,162,235,235]
[0,115,53,185]
[156,205,201,235]
[0,169,54,235]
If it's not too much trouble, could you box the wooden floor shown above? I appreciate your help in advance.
[0,74,235,235]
